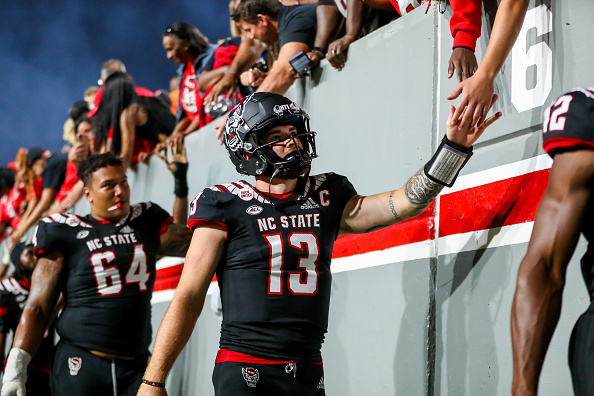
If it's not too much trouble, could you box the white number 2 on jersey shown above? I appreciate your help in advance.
[264,232,319,295]
[90,244,150,296]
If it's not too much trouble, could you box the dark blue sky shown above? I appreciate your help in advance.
[0,0,230,165]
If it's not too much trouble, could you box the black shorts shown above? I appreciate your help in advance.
[26,366,50,396]
[569,306,594,396]
[213,361,326,396]
[50,341,148,396]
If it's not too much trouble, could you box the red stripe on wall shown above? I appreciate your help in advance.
[438,169,549,237]
[332,202,435,258]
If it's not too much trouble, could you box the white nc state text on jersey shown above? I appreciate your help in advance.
[257,213,320,232]
[86,233,139,251]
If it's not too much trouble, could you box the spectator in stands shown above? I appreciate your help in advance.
[0,243,52,395]
[0,168,15,199]
[0,151,39,241]
[84,86,99,109]
[91,71,175,170]
[162,22,217,144]
[51,116,97,214]
[4,148,48,242]
[62,100,91,146]
[231,0,318,95]
[9,148,68,247]
[203,37,264,110]
[448,0,530,130]
[307,0,398,71]
[87,59,155,118]
[198,35,243,120]
[309,0,480,76]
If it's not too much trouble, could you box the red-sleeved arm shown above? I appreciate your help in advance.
[450,0,482,51]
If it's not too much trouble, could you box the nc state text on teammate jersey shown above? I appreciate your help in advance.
[257,213,320,232]
[86,233,139,251]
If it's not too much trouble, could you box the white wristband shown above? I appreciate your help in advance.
[3,348,31,383]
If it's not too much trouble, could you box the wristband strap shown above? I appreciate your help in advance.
[312,47,326,57]
[142,378,166,388]
[224,70,237,74]
[424,135,473,187]
[173,162,189,198]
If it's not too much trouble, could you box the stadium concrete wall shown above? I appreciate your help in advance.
[120,1,594,394]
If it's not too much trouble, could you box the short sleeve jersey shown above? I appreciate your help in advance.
[188,173,357,361]
[278,4,317,49]
[542,88,594,297]
[33,203,172,357]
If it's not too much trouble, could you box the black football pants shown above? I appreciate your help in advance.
[213,361,326,396]
[50,341,148,396]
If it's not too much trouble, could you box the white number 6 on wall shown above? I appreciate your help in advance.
[511,5,553,113]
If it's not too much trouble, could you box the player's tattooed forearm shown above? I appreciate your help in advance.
[388,191,402,222]
[405,169,444,207]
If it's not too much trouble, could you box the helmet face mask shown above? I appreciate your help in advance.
[224,93,317,177]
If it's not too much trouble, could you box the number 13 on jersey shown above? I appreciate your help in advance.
[264,232,320,296]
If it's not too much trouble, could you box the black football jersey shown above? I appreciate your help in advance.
[33,202,172,357]
[0,278,30,334]
[0,278,53,367]
[542,88,594,157]
[542,88,594,298]
[188,173,357,361]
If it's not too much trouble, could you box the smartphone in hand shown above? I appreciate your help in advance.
[289,51,311,76]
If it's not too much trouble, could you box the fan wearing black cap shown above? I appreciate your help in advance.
[0,243,52,396]
[138,92,501,395]
[9,148,68,246]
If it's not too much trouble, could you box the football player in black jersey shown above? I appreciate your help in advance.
[0,243,52,396]
[139,92,501,396]
[1,148,192,396]
[511,89,594,396]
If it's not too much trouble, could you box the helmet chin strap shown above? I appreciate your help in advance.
[268,150,310,208]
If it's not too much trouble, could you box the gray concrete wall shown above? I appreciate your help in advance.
[127,1,594,395]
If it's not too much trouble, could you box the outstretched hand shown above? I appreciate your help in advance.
[446,94,501,148]
[155,140,188,174]
[447,70,496,131]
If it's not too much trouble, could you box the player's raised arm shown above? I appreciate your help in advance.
[156,141,193,258]
[340,96,501,235]
[2,250,64,396]
[138,224,226,395]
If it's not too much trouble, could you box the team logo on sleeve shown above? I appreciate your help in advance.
[241,367,259,388]
[68,357,82,376]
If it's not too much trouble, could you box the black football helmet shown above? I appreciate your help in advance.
[223,92,317,177]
